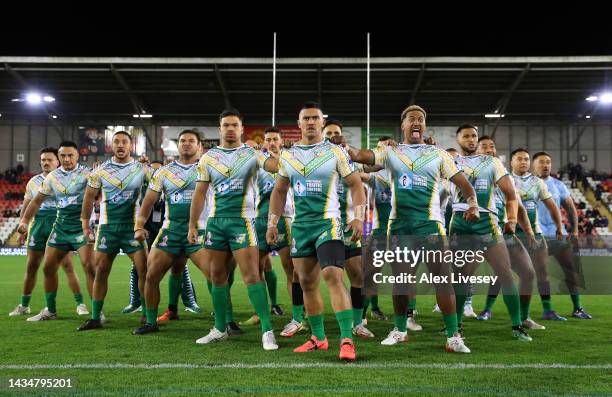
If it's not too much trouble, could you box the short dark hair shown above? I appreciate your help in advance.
[112,131,132,142]
[532,151,551,161]
[378,136,393,142]
[264,126,281,134]
[324,118,343,131]
[456,124,479,135]
[446,148,458,153]
[478,135,494,142]
[301,101,322,112]
[39,147,58,158]
[219,108,243,123]
[511,148,529,159]
[178,129,201,144]
[58,141,78,150]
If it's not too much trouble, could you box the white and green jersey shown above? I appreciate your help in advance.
[513,173,552,234]
[372,144,460,222]
[278,140,355,222]
[39,164,91,226]
[366,169,392,230]
[25,173,57,217]
[149,161,207,232]
[255,167,294,219]
[198,144,269,218]
[88,159,152,225]
[452,154,508,215]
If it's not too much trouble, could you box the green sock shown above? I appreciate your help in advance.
[484,295,498,311]
[363,296,371,313]
[169,273,182,307]
[308,313,325,340]
[408,298,417,311]
[352,308,362,327]
[502,283,521,327]
[455,294,467,324]
[292,304,304,323]
[145,307,158,325]
[570,294,581,311]
[226,293,235,323]
[74,293,83,305]
[21,294,31,307]
[264,270,278,306]
[454,281,468,323]
[443,313,458,338]
[211,284,229,332]
[371,295,379,310]
[520,295,531,322]
[45,291,57,313]
[246,281,272,333]
[206,280,213,295]
[92,300,104,321]
[335,309,354,340]
[394,314,407,332]
[541,296,553,312]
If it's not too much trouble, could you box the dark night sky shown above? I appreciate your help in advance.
[2,30,611,58]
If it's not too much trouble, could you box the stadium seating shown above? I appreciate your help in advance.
[0,174,31,244]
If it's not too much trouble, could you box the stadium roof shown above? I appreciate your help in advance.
[1,56,612,124]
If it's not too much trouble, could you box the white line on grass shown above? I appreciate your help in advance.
[0,363,610,370]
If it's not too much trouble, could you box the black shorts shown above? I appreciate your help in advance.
[317,240,346,269]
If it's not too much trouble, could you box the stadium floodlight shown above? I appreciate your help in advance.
[51,115,58,119]
[585,95,598,102]
[43,95,55,103]
[600,92,612,104]
[133,114,153,118]
[485,113,505,118]
[586,115,591,119]
[25,93,42,105]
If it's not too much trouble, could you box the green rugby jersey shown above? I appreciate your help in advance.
[39,164,91,226]
[372,144,460,222]
[366,169,392,230]
[512,173,552,234]
[198,144,269,218]
[452,154,508,214]
[278,140,355,222]
[88,159,152,225]
[149,161,209,232]
[25,173,57,217]
[255,167,294,219]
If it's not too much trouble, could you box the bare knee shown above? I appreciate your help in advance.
[25,258,41,276]
[321,266,343,286]
[43,263,58,277]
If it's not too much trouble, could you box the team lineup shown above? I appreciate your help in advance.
[9,101,592,362]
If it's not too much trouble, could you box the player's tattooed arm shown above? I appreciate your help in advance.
[562,196,579,237]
